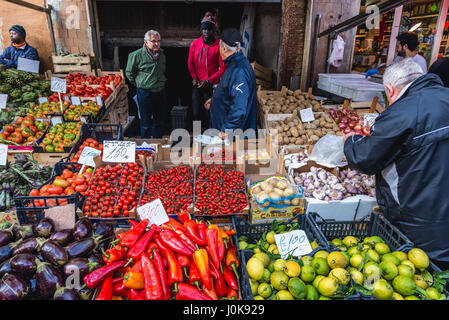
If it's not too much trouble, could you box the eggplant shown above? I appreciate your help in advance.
[65,235,102,258]
[87,252,103,269]
[35,260,64,299]
[0,273,30,300]
[28,278,38,299]
[41,241,68,266]
[62,257,95,278]
[72,218,93,241]
[12,237,45,256]
[49,229,72,246]
[94,223,113,240]
[13,224,34,240]
[34,218,55,238]
[0,225,14,247]
[53,284,80,300]
[96,238,110,254]
[0,259,11,278]
[77,285,92,300]
[10,253,37,277]
[0,239,23,264]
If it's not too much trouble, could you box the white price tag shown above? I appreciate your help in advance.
[80,116,87,123]
[38,97,48,104]
[137,198,169,226]
[51,77,67,93]
[51,117,63,125]
[0,94,7,109]
[274,230,313,258]
[71,96,81,105]
[96,96,103,106]
[102,140,136,163]
[64,95,70,102]
[77,146,101,167]
[364,113,379,127]
[300,108,315,123]
[17,57,40,73]
[0,144,8,166]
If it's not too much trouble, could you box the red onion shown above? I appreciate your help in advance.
[343,127,352,134]
[339,123,347,129]
[354,130,362,135]
[348,122,356,129]
[353,124,362,131]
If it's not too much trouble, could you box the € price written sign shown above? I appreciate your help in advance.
[274,230,313,258]
[137,199,169,226]
[300,108,315,123]
[77,146,101,167]
[51,77,67,94]
[102,140,136,163]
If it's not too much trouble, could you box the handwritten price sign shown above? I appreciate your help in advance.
[102,140,136,163]
[137,198,169,226]
[300,108,315,123]
[0,94,7,109]
[77,146,101,167]
[0,144,8,166]
[51,77,67,93]
[274,230,313,258]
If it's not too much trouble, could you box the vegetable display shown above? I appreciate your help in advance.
[65,72,122,101]
[329,108,371,136]
[259,89,326,114]
[0,116,49,146]
[39,122,82,152]
[27,101,101,121]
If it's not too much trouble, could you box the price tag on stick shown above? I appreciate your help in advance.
[0,94,7,109]
[102,140,136,163]
[274,230,313,258]
[0,144,8,166]
[300,108,315,123]
[38,97,48,104]
[137,198,169,226]
[77,146,101,167]
[71,96,81,105]
[51,77,67,93]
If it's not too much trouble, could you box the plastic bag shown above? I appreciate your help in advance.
[309,135,346,167]
[328,35,345,68]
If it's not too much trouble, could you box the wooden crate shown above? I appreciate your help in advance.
[33,153,69,166]
[52,55,93,73]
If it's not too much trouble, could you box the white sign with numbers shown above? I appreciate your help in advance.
[77,146,101,167]
[51,77,67,93]
[102,140,136,163]
[300,108,315,123]
[0,144,8,166]
[17,57,40,73]
[0,94,7,109]
[274,230,313,258]
[137,198,169,226]
[71,96,81,105]
[38,97,48,104]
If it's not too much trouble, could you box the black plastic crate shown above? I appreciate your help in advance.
[310,211,414,252]
[171,106,188,131]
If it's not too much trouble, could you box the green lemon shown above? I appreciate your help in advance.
[284,261,301,278]
[373,279,394,300]
[257,283,273,298]
[347,246,360,257]
[329,268,350,285]
[301,256,314,266]
[276,290,294,300]
[312,257,330,276]
[239,241,249,250]
[313,250,329,260]
[374,243,391,255]
[349,269,364,285]
[305,284,319,300]
[342,236,358,247]
[426,287,441,300]
[253,253,271,268]
[266,231,276,244]
[267,262,275,273]
[288,277,307,299]
[381,253,401,266]
[267,244,279,254]
[350,254,363,268]
[391,292,404,300]
[254,295,265,300]
[408,248,430,271]
[401,260,416,273]
[249,279,259,296]
[300,265,316,283]
[317,277,339,297]
[392,275,417,296]
[392,251,408,262]
[270,271,289,291]
[273,259,287,272]
[331,238,343,247]
[366,249,380,263]
[379,261,398,281]
[397,264,415,278]
[313,275,326,289]
[260,268,271,284]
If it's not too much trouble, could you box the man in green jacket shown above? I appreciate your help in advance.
[126,30,167,138]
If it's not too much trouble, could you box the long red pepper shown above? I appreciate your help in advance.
[202,279,218,300]
[222,265,239,290]
[188,262,201,289]
[96,275,113,300]
[184,220,207,246]
[117,220,148,247]
[149,247,171,300]
[176,283,213,300]
[159,229,194,256]
[162,247,183,292]
[226,288,239,300]
[206,228,221,270]
[129,219,138,227]
[161,218,185,232]
[171,226,197,252]
[176,254,190,278]
[225,245,239,279]
[127,224,161,261]
[84,260,127,289]
[197,221,207,243]
[127,288,144,300]
[141,253,163,300]
[193,247,212,290]
[209,257,228,297]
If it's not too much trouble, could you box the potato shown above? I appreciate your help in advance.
[314,130,322,136]
[283,136,290,144]
[310,135,320,143]
[295,138,304,145]
[283,125,290,132]
[290,127,299,137]
[306,129,314,136]
[283,186,295,196]
[260,182,273,193]
[289,137,296,143]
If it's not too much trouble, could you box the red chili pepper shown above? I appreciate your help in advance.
[222,265,239,291]
[84,260,127,289]
[188,261,201,289]
[226,287,239,300]
[149,246,171,300]
[177,211,191,224]
[158,229,194,256]
[116,220,148,247]
[184,220,207,246]
[129,219,138,227]
[141,253,163,300]
[96,275,113,300]
[197,221,207,243]
[206,228,221,271]
[102,245,126,264]
[113,281,129,297]
[209,257,228,297]
[172,227,197,253]
[176,254,190,279]
[145,242,158,256]
[161,218,185,232]
[128,224,161,261]
[176,283,213,300]
[225,245,239,279]
[202,279,218,300]
[160,246,183,292]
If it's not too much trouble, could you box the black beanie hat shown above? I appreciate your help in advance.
[221,28,242,47]
[9,25,26,39]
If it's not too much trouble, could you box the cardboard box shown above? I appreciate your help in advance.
[249,198,304,224]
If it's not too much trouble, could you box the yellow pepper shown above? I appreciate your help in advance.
[123,271,145,290]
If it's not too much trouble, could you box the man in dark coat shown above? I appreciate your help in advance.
[428,48,449,88]
[0,25,39,69]
[344,58,449,269]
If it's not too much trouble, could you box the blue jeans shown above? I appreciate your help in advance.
[136,88,167,138]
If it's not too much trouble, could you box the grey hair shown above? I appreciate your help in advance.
[383,58,424,88]
[220,39,241,52]
[144,30,161,41]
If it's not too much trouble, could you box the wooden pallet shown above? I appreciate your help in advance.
[251,61,273,89]
[52,55,93,73]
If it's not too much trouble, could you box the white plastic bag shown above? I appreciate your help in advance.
[309,135,346,167]
[328,35,345,68]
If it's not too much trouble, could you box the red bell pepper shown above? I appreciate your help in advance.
[161,247,183,292]
[116,219,148,247]
[149,246,171,300]
[127,224,161,261]
[226,288,239,300]
[188,262,201,289]
[184,220,207,246]
[223,265,239,291]
[158,229,194,256]
[209,257,228,297]
[84,260,127,289]
[96,275,113,300]
[176,254,190,278]
[141,253,163,300]
[176,283,213,300]
[206,228,221,271]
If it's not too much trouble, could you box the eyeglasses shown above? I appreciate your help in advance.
[150,40,161,44]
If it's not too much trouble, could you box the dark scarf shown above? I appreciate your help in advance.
[144,43,160,62]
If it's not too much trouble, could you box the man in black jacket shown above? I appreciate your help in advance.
[344,58,449,269]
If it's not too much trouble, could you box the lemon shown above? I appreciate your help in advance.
[301,256,314,266]
[369,236,385,244]
[343,236,358,247]
[238,241,248,250]
[350,254,363,268]
[276,290,294,300]
[300,265,316,283]
[271,271,289,290]
[306,284,319,300]
[349,269,364,285]
[374,243,391,255]
[273,259,287,272]
[426,287,441,300]
[257,283,272,298]
[393,275,416,296]
[392,251,408,262]
[329,268,350,285]
[337,245,348,252]
[266,231,276,244]
[253,247,262,254]
[254,295,265,300]
[247,257,265,281]
[267,262,275,273]
[347,246,360,257]
[391,292,405,300]
[408,248,429,271]
[401,260,416,273]
[319,296,332,300]
[366,249,380,263]
[284,261,301,278]
[363,263,381,287]
[397,264,415,278]
[310,240,319,250]
[313,275,326,288]
[414,274,428,290]
[379,261,398,281]
[260,268,271,283]
[381,253,401,266]
[317,277,339,297]
[253,252,271,268]
[327,251,348,269]
[314,250,329,260]
[249,279,259,296]
[312,257,330,275]
[373,279,394,300]
[331,238,343,247]
[267,244,278,254]
[288,277,307,299]
[341,251,350,265]
[405,295,420,300]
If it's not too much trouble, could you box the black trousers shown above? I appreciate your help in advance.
[192,85,213,131]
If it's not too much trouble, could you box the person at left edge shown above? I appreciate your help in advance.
[126,30,167,138]
[205,28,257,140]
[0,25,39,69]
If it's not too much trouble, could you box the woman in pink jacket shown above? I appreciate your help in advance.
[188,17,226,130]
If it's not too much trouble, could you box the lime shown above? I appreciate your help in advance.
[392,275,417,296]
[301,256,314,266]
[284,261,301,278]
[266,231,276,244]
[276,290,294,300]
[312,257,330,276]
[305,284,319,300]
[253,252,271,268]
[267,262,275,273]
[314,250,329,260]
[373,279,394,300]
[260,268,271,283]
[317,277,339,297]
[257,283,273,298]
[329,268,350,285]
[273,259,287,272]
[327,251,348,269]
[397,264,415,278]
[247,257,265,281]
[408,248,429,271]
[270,271,289,290]
[300,265,316,283]
[288,277,307,299]
[379,261,398,281]
[374,243,391,255]
[342,236,358,247]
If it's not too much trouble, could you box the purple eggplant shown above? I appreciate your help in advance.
[0,239,23,264]
[93,223,113,239]
[0,273,30,300]
[41,241,68,266]
[35,260,64,299]
[49,229,72,246]
[0,225,14,247]
[62,257,98,278]
[13,224,34,240]
[65,235,101,258]
[34,218,55,238]
[87,252,103,269]
[12,237,45,256]
[53,284,80,300]
[72,218,92,241]
[10,253,37,277]
[77,285,92,300]
[0,259,11,278]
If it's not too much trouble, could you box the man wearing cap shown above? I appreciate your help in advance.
[0,25,39,69]
[205,28,257,138]
[188,17,225,129]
